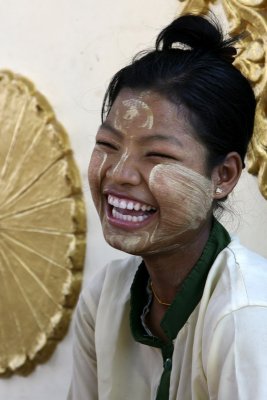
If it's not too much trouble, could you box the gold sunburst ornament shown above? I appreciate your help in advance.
[0,70,86,375]
[178,0,267,198]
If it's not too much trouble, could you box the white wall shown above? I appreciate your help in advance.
[0,1,266,399]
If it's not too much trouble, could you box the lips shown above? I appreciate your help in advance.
[106,194,157,226]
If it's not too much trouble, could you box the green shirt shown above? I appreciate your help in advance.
[130,219,231,399]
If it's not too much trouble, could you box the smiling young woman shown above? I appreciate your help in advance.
[68,14,267,400]
[89,89,214,258]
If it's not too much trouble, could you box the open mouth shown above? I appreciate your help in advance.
[107,194,157,225]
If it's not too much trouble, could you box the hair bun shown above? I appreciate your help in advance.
[156,14,237,64]
[219,46,237,63]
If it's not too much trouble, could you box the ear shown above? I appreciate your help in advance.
[211,152,243,200]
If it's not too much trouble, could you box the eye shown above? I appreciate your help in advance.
[147,152,177,161]
[96,140,118,150]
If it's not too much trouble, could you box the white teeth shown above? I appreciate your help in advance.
[113,197,119,208]
[134,203,141,211]
[119,200,127,209]
[126,201,134,210]
[108,194,155,212]
[112,208,149,222]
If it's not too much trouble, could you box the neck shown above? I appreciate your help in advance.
[142,218,212,306]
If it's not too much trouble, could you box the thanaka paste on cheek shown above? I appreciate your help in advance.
[97,97,156,253]
[102,224,150,253]
[101,164,213,255]
[92,91,214,255]
[148,163,214,245]
[88,150,107,214]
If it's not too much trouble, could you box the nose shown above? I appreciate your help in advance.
[106,150,141,186]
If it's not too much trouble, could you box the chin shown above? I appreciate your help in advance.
[103,232,148,255]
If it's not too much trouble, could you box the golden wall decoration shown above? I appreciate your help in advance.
[178,0,267,198]
[0,70,86,375]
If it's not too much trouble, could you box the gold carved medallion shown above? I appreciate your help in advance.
[0,71,86,375]
[178,0,267,198]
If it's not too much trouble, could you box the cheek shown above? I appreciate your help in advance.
[88,150,107,209]
[149,164,214,232]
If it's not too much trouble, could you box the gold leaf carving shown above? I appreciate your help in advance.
[178,0,267,198]
[0,70,87,375]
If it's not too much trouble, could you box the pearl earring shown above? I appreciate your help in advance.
[215,187,223,194]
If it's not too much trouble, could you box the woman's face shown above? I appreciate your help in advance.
[88,89,215,255]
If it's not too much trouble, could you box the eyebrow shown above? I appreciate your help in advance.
[142,133,183,148]
[99,121,184,147]
[99,121,123,138]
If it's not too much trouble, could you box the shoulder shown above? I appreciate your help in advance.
[228,237,267,272]
[223,238,267,304]
[200,238,267,339]
[204,237,267,308]
[201,239,267,387]
[78,255,141,315]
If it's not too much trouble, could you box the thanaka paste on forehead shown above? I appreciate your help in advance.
[114,98,154,131]
[139,90,153,99]
[94,91,216,255]
[123,99,154,129]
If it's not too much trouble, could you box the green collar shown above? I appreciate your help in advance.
[130,219,231,347]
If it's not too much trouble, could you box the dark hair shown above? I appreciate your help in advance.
[101,14,256,169]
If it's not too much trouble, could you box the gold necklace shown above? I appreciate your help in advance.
[150,281,171,307]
